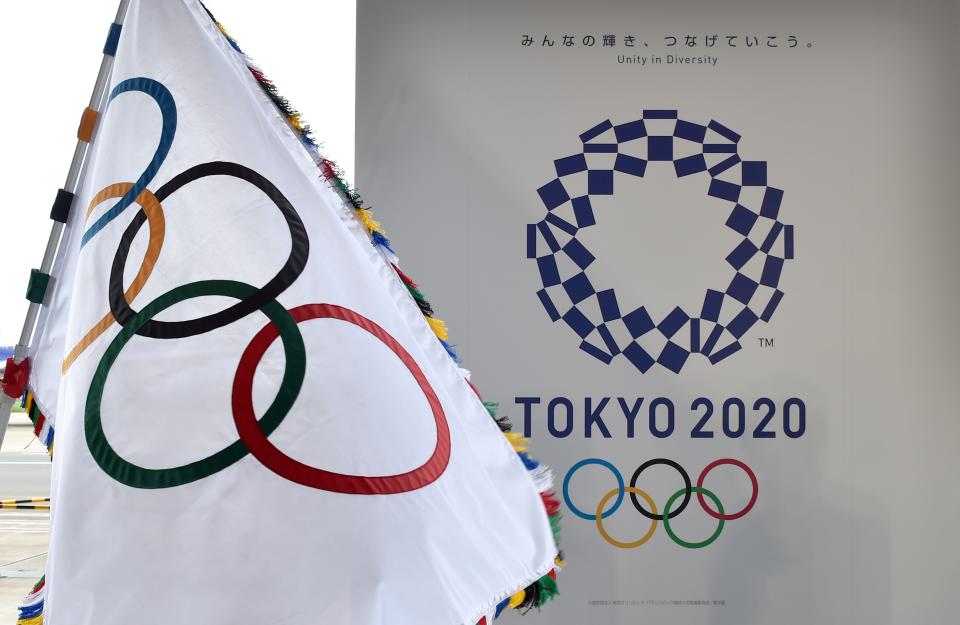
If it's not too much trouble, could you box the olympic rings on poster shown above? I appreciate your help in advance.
[562,457,757,549]
[77,77,451,493]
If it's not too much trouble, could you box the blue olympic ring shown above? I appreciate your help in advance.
[81,77,177,247]
[562,457,624,520]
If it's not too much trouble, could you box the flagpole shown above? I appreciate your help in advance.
[0,0,132,449]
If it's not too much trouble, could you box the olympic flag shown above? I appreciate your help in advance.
[18,1,559,623]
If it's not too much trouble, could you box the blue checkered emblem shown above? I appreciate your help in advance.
[528,111,795,373]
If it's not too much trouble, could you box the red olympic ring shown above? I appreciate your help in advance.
[232,303,451,494]
[696,458,758,521]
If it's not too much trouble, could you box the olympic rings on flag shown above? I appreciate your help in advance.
[562,457,757,548]
[78,77,450,494]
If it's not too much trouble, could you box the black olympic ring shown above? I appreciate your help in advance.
[629,458,691,521]
[108,161,310,339]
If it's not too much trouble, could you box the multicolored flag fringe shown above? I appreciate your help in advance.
[20,391,54,458]
[16,577,45,625]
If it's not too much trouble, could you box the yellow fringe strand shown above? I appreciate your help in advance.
[505,432,529,453]
[508,589,526,609]
[425,316,449,341]
[356,209,386,235]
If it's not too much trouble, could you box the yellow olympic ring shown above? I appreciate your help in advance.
[62,183,165,373]
[594,486,658,549]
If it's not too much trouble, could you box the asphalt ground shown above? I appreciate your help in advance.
[0,415,51,622]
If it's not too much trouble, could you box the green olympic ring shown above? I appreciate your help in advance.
[661,486,724,549]
[84,279,306,489]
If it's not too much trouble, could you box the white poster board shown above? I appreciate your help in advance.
[356,1,960,622]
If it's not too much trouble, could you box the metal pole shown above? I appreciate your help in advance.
[0,0,132,448]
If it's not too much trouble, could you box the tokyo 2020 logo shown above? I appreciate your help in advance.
[528,110,795,373]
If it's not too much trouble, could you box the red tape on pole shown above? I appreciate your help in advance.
[1,357,29,399]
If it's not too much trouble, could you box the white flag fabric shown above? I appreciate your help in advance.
[23,1,559,623]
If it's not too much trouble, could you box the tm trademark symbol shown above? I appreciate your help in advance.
[757,337,774,348]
